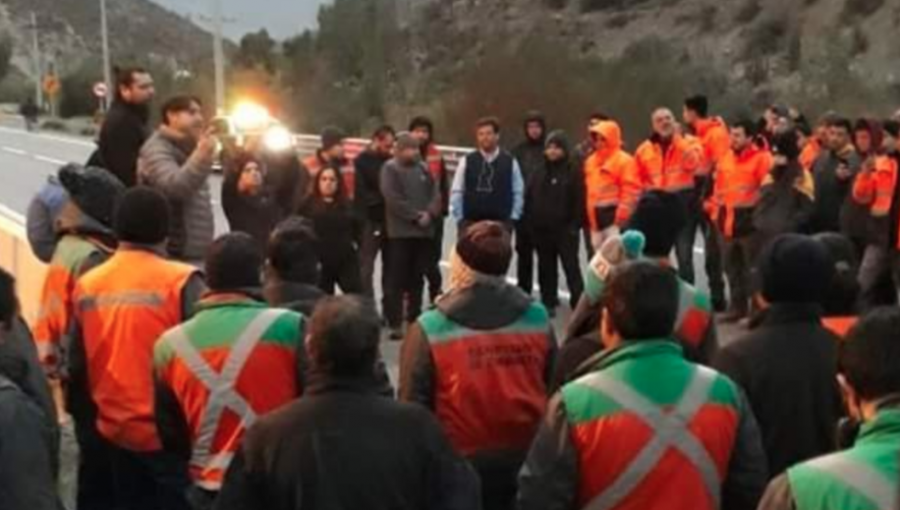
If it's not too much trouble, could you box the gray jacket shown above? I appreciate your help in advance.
[138,130,214,262]
[380,158,441,239]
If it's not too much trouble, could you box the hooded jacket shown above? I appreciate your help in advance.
[584,121,642,231]
[513,112,547,189]
[527,131,585,231]
[810,145,862,235]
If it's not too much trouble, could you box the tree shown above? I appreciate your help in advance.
[0,35,13,84]
[236,29,277,74]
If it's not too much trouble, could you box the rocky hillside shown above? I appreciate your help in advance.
[0,0,212,79]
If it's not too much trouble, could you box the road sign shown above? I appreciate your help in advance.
[93,82,109,98]
[43,75,60,97]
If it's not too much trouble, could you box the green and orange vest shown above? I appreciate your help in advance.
[154,297,304,491]
[74,249,197,452]
[562,341,742,510]
[417,303,553,456]
[788,409,900,510]
[34,234,113,376]
[583,262,712,353]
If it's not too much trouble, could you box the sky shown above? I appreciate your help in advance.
[152,0,330,40]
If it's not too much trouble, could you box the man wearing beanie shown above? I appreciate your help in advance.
[154,232,307,508]
[302,126,356,200]
[71,186,205,510]
[381,133,442,339]
[32,163,125,510]
[400,220,556,510]
[556,190,718,391]
[753,129,816,246]
[714,234,843,478]
[853,119,900,309]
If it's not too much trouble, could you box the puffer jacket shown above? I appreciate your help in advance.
[138,129,215,262]
[583,121,642,231]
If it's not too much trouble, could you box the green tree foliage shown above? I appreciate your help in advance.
[236,29,278,74]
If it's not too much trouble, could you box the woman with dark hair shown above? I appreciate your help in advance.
[298,167,363,295]
[222,153,280,249]
[814,232,861,337]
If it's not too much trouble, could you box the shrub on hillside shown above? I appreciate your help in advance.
[842,0,885,19]
[543,0,568,10]
[735,0,762,24]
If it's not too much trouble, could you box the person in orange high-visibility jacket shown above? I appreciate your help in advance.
[400,221,557,510]
[797,122,822,173]
[683,95,730,312]
[71,187,205,510]
[635,108,703,283]
[852,120,900,309]
[584,120,642,250]
[707,120,773,322]
[32,164,125,510]
[154,233,307,508]
[301,126,356,201]
[518,261,767,510]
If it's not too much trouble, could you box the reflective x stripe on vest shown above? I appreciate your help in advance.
[580,367,720,510]
[167,308,287,486]
[804,455,897,510]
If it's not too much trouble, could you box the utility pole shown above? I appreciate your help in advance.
[30,12,43,109]
[100,0,112,110]
[212,0,226,115]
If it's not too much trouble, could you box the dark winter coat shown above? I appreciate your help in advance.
[213,376,481,510]
[354,148,392,225]
[222,165,280,250]
[97,100,151,187]
[753,162,815,237]
[526,133,584,231]
[810,147,861,236]
[713,304,843,479]
[298,198,361,271]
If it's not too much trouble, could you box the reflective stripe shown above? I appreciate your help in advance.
[581,367,720,510]
[168,309,287,473]
[806,455,897,510]
[78,291,164,312]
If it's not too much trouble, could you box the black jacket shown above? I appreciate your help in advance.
[713,304,843,479]
[298,198,361,269]
[753,162,815,237]
[263,280,327,318]
[222,164,280,250]
[527,156,584,231]
[214,376,481,510]
[810,148,861,235]
[354,148,392,224]
[0,347,61,510]
[97,100,150,187]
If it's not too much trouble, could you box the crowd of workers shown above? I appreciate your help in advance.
[0,64,899,510]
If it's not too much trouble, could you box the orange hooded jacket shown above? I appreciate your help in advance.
[584,121,642,231]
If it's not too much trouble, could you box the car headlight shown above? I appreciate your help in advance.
[263,125,294,152]
[231,102,271,132]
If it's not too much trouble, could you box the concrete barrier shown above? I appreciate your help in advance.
[0,204,46,326]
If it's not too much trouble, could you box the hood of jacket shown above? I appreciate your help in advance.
[523,110,547,145]
[436,279,533,330]
[590,121,623,161]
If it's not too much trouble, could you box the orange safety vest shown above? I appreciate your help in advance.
[425,143,446,210]
[33,235,113,375]
[853,156,900,250]
[822,316,858,339]
[584,122,642,231]
[693,118,730,176]
[634,135,702,193]
[154,299,303,490]
[800,139,822,172]
[303,153,356,201]
[74,248,197,451]
[709,145,773,238]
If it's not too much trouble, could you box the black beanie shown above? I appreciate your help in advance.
[684,95,709,117]
[625,191,688,258]
[772,131,801,161]
[58,164,126,228]
[760,234,833,304]
[320,126,346,151]
[456,221,512,276]
[205,233,263,291]
[114,187,170,245]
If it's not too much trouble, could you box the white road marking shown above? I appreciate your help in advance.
[0,126,94,148]
[1,146,26,156]
[34,155,68,166]
[0,203,25,225]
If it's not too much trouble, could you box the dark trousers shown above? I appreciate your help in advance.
[320,255,363,295]
[359,220,390,310]
[385,238,432,328]
[721,233,762,314]
[859,245,900,311]
[678,208,727,310]
[73,412,117,510]
[111,446,192,510]
[582,225,595,261]
[425,220,445,301]
[516,224,535,295]
[534,228,584,309]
